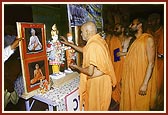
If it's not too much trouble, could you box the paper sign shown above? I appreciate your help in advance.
[65,88,80,111]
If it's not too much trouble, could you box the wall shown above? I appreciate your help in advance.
[32,4,69,41]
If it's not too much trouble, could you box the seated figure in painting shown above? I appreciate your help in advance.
[28,28,42,51]
[30,63,45,84]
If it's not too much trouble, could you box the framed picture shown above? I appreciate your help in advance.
[16,22,49,98]
[24,57,49,93]
[16,22,47,59]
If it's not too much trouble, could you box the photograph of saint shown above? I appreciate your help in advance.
[25,28,43,53]
[28,60,46,87]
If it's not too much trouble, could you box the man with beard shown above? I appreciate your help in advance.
[107,23,126,109]
[146,13,164,110]
[119,18,158,111]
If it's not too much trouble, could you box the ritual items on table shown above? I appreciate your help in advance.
[39,79,50,94]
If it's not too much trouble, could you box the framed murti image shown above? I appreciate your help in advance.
[25,28,43,53]
[16,22,47,59]
[16,22,49,98]
[22,57,49,95]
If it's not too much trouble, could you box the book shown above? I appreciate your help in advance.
[114,48,120,62]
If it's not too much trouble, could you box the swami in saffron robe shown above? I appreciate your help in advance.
[119,33,158,111]
[79,34,116,111]
[147,26,164,108]
[108,36,124,103]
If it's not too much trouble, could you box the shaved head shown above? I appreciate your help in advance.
[82,21,97,34]
[81,21,97,41]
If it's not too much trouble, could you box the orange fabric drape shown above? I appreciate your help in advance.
[152,27,164,92]
[108,36,124,103]
[147,27,164,107]
[105,34,112,47]
[119,33,158,111]
[79,34,116,111]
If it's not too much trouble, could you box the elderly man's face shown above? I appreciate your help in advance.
[81,26,88,41]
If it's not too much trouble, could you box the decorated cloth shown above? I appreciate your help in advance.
[108,35,124,103]
[79,34,116,111]
[14,73,79,111]
[119,33,158,111]
[32,75,79,111]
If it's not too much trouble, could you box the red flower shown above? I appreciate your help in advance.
[47,43,52,48]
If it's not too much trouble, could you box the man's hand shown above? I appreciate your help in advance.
[139,84,148,96]
[60,36,71,46]
[116,52,121,57]
[117,52,127,57]
[16,36,23,41]
[69,62,78,70]
[60,36,83,53]
[10,37,23,50]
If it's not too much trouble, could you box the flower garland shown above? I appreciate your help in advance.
[46,38,65,66]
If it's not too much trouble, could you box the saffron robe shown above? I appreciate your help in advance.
[119,33,158,111]
[109,36,124,103]
[147,27,164,92]
[147,26,164,107]
[105,34,112,47]
[79,34,116,111]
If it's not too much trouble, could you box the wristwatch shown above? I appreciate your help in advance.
[158,54,164,58]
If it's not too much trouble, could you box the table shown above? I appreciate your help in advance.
[16,72,80,111]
